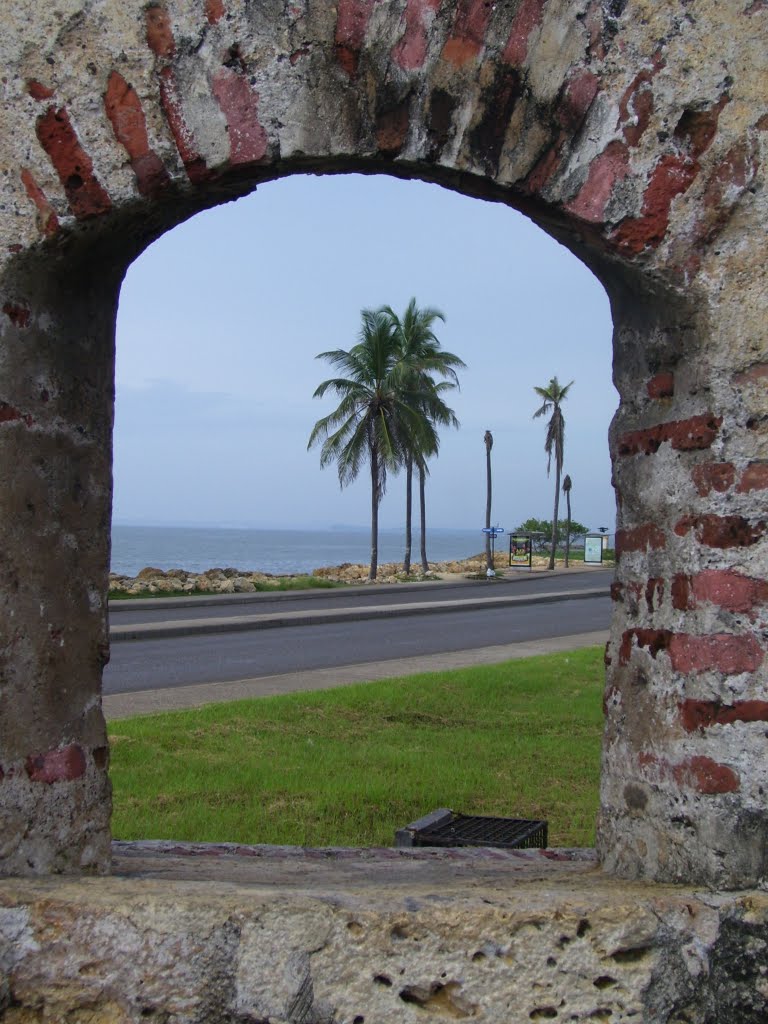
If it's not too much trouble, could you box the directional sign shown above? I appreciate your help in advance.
[481,527,505,535]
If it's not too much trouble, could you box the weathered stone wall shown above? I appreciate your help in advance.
[0,0,765,890]
[2,844,768,1023]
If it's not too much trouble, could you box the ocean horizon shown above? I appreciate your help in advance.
[111,524,491,577]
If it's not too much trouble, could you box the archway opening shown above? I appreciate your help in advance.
[106,170,615,850]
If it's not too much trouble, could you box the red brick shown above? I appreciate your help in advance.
[335,0,377,76]
[35,107,112,219]
[502,0,547,66]
[145,5,176,58]
[645,577,664,613]
[612,153,698,254]
[2,303,31,329]
[0,402,33,427]
[619,628,672,665]
[668,414,723,451]
[391,0,441,71]
[672,756,740,795]
[737,462,768,493]
[617,425,665,456]
[646,371,674,399]
[671,574,692,610]
[560,72,599,132]
[668,632,764,675]
[524,141,563,193]
[617,414,722,457]
[104,71,170,197]
[205,0,225,24]
[27,79,55,101]
[679,698,768,732]
[376,101,410,156]
[734,363,768,386]
[20,168,59,237]
[26,744,86,784]
[567,140,630,223]
[441,0,493,65]
[687,569,768,613]
[618,70,654,147]
[159,69,209,184]
[691,462,735,496]
[615,523,666,556]
[211,68,268,166]
[673,97,728,160]
[674,514,765,548]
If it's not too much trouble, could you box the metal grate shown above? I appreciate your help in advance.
[395,808,548,850]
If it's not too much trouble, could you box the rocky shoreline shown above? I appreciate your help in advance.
[108,551,526,594]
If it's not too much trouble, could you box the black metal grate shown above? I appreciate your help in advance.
[395,808,548,850]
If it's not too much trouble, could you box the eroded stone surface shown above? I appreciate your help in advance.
[0,844,767,1022]
[0,0,766,889]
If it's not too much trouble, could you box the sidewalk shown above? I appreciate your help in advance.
[103,628,609,720]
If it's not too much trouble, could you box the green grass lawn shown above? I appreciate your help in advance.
[109,647,605,848]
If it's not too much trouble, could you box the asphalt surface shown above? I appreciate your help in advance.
[107,568,612,641]
[108,568,612,627]
[103,567,612,719]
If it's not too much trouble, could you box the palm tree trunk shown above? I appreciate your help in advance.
[549,463,561,570]
[419,463,428,573]
[369,449,379,581]
[403,454,412,574]
[565,490,571,568]
[485,440,493,571]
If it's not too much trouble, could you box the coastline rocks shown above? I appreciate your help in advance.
[107,552,534,594]
[108,566,279,595]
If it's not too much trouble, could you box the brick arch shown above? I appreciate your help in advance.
[0,0,765,888]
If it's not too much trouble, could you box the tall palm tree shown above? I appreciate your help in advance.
[308,308,440,580]
[413,378,462,572]
[484,429,493,572]
[383,299,465,574]
[562,473,572,568]
[532,376,574,570]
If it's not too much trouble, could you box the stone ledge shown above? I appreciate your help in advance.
[1,843,766,1022]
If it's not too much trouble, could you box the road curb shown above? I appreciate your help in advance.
[103,629,611,719]
[109,587,609,643]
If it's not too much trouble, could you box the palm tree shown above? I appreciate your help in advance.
[383,299,465,574]
[562,473,572,568]
[308,308,440,580]
[532,376,574,570]
[413,379,461,572]
[484,429,493,572]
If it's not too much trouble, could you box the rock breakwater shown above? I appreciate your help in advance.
[108,552,521,594]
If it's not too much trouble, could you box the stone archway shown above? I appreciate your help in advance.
[0,0,765,889]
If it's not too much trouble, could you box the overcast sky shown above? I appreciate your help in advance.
[113,172,617,533]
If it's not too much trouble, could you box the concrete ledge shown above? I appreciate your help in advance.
[1,842,765,1022]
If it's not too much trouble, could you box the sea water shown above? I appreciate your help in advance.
[111,524,488,577]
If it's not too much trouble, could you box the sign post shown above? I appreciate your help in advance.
[481,526,505,576]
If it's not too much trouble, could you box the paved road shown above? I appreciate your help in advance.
[108,567,612,628]
[103,585,611,696]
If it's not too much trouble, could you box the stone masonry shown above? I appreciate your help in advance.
[1,0,768,1017]
[0,0,765,906]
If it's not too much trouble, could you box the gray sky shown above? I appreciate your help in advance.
[114,172,616,533]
